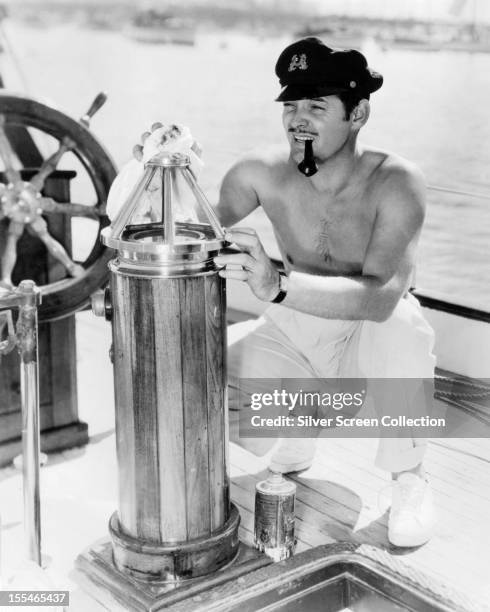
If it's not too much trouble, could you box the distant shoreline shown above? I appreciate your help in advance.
[5,2,490,39]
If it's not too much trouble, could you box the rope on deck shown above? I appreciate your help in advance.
[435,375,490,400]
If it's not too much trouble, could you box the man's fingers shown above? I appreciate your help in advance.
[218,269,248,282]
[214,253,255,269]
[151,122,163,132]
[225,230,262,255]
[133,144,144,161]
[141,131,151,144]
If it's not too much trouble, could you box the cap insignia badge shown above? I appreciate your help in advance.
[288,54,308,72]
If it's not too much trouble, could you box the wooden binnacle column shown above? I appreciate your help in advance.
[108,265,239,581]
[96,151,239,583]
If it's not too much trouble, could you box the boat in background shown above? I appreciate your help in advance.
[294,23,366,50]
[376,0,490,53]
[126,9,195,46]
[442,24,490,52]
[377,26,490,53]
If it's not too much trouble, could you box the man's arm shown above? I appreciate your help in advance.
[214,159,262,226]
[216,163,426,322]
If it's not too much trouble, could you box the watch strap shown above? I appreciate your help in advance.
[271,272,287,303]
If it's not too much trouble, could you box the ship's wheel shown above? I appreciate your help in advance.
[0,92,117,321]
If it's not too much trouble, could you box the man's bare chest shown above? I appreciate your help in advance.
[261,190,377,274]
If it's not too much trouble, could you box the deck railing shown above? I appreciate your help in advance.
[416,184,490,321]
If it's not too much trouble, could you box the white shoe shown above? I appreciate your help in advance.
[388,472,436,547]
[269,438,316,474]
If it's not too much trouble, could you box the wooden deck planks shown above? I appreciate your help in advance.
[319,441,490,589]
[3,312,483,610]
[316,438,490,523]
[229,432,490,610]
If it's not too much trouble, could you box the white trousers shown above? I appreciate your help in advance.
[228,294,436,473]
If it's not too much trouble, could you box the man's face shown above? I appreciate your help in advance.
[281,95,352,164]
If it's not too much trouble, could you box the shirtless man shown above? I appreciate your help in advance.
[132,38,435,547]
[212,38,436,548]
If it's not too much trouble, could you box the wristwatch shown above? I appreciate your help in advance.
[271,271,288,303]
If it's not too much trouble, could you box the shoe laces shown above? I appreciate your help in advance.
[393,476,427,514]
[378,476,426,514]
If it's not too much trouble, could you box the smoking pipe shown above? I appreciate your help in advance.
[297,139,317,177]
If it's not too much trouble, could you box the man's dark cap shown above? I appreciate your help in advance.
[275,37,383,102]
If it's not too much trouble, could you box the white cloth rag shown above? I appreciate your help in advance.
[106,124,203,222]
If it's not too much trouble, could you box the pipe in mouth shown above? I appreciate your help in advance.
[297,139,317,177]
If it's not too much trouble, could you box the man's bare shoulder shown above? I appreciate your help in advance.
[217,147,290,225]
[363,147,426,218]
[365,148,425,198]
[223,145,289,186]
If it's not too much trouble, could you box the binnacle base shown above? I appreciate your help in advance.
[109,504,241,582]
[74,539,271,612]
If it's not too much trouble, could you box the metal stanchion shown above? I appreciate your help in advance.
[0,280,42,565]
[17,280,42,565]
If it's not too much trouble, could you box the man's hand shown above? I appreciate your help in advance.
[214,228,280,302]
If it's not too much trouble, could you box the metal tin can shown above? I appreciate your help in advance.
[254,471,296,561]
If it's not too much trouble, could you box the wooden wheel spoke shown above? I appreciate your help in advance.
[1,219,24,288]
[29,216,85,278]
[29,137,75,193]
[0,92,117,320]
[39,197,102,219]
[0,115,22,186]
[0,183,5,220]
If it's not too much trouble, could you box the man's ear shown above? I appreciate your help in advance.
[352,99,370,130]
